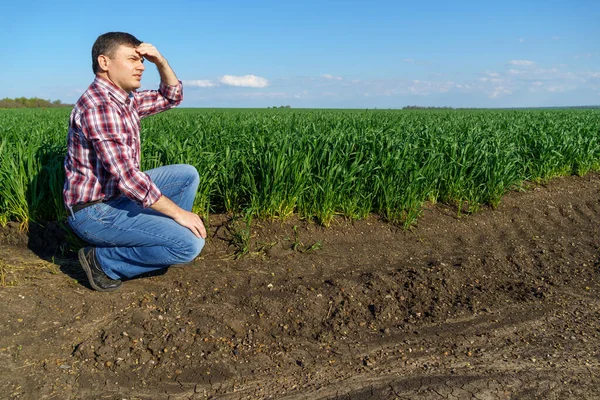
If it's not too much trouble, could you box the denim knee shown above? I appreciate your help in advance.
[180,164,199,187]
[175,235,205,264]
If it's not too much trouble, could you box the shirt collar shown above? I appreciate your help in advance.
[94,76,133,105]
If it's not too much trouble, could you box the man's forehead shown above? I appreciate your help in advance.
[115,45,140,56]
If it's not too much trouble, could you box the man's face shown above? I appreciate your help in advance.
[104,45,145,93]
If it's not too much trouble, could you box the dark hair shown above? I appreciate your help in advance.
[92,32,142,74]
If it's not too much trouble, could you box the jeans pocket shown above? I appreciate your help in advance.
[68,209,91,231]
[68,203,119,246]
[85,202,119,226]
[72,210,118,247]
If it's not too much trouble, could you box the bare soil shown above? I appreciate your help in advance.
[1,174,600,400]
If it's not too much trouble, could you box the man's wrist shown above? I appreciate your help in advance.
[155,57,169,69]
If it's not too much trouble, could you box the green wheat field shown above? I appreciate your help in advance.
[1,107,599,227]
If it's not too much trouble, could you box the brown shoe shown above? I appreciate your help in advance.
[78,247,122,292]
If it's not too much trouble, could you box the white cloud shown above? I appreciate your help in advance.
[508,69,526,75]
[509,60,535,67]
[403,59,415,63]
[543,67,560,74]
[480,72,505,83]
[294,90,309,99]
[235,91,287,99]
[530,83,577,93]
[489,86,512,99]
[408,80,456,95]
[184,67,596,106]
[505,65,582,85]
[518,38,525,43]
[220,75,269,88]
[183,80,217,88]
[546,86,568,93]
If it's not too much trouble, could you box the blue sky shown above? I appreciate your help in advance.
[1,0,599,108]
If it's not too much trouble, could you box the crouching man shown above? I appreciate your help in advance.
[63,32,206,291]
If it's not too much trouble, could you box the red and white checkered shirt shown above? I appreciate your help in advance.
[63,76,183,209]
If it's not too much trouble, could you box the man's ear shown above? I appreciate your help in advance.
[97,55,110,72]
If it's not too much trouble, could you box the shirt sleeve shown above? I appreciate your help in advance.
[81,105,162,208]
[134,80,183,118]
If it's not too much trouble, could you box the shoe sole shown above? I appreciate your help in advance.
[78,248,122,292]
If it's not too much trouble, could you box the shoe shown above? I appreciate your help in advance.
[78,247,122,292]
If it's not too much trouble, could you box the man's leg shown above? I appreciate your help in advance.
[68,164,205,280]
[145,164,199,211]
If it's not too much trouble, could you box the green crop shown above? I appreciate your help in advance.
[1,107,599,229]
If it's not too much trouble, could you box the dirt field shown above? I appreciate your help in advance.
[1,173,600,400]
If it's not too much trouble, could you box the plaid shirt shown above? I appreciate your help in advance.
[63,76,183,209]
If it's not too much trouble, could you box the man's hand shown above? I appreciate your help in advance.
[136,43,166,66]
[136,43,179,86]
[150,195,207,239]
[173,210,207,239]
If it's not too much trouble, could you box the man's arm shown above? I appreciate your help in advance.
[136,43,179,86]
[150,195,207,239]
[134,43,183,117]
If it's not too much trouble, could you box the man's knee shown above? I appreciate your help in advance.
[180,164,199,186]
[175,235,205,264]
[188,236,205,261]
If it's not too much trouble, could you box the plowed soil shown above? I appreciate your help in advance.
[1,174,600,400]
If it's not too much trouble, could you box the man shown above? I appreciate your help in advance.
[64,32,206,292]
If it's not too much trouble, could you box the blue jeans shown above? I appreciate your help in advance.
[67,164,205,280]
